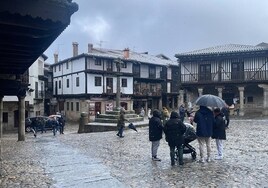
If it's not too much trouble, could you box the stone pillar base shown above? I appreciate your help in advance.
[78,112,88,133]
[239,110,245,116]
[262,108,268,116]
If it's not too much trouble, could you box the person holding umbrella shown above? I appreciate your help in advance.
[116,108,129,138]
[194,105,214,163]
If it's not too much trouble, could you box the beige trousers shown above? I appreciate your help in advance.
[197,137,211,159]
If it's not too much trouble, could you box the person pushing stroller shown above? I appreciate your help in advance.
[164,111,186,166]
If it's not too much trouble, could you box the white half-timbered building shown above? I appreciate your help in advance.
[51,43,178,121]
[3,55,47,131]
[176,43,268,116]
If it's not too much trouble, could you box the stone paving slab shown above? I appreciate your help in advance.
[1,119,268,187]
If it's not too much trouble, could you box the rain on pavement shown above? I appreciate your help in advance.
[1,118,268,187]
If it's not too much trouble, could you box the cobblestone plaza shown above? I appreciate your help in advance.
[1,119,268,187]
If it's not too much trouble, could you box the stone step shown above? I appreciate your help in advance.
[85,119,149,132]
[98,114,139,119]
[94,117,144,123]
[105,110,135,115]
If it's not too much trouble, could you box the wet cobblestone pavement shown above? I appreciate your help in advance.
[1,119,268,187]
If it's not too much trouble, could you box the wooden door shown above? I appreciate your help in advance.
[95,102,101,114]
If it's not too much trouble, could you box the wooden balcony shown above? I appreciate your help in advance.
[181,70,268,84]
[134,89,162,96]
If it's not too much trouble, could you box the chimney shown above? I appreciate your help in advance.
[123,48,129,59]
[72,42,78,57]
[88,43,93,53]
[54,53,58,64]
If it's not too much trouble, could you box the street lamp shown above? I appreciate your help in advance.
[114,58,123,110]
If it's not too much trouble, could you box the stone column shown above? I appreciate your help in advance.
[238,86,245,116]
[145,100,148,115]
[18,95,26,141]
[115,59,122,110]
[179,90,184,105]
[0,96,3,138]
[198,88,203,97]
[258,84,268,115]
[217,87,223,98]
[129,100,134,111]
[78,112,88,133]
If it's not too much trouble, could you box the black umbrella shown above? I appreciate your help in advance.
[128,123,138,132]
[195,94,226,108]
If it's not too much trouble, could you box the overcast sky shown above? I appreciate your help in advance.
[44,0,268,63]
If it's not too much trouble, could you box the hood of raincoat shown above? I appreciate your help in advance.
[199,106,212,114]
[152,109,161,118]
[170,111,179,119]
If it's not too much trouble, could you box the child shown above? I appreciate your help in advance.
[212,108,226,160]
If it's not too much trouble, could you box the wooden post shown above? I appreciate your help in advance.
[18,95,26,141]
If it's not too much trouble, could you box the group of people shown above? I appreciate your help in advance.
[148,104,229,166]
[48,115,65,136]
[28,114,65,137]
[149,109,186,165]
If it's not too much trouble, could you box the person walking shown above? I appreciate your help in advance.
[193,105,214,163]
[140,107,145,117]
[179,104,186,122]
[116,108,128,138]
[221,105,230,128]
[58,115,65,134]
[212,108,226,160]
[149,109,163,161]
[30,118,38,138]
[164,111,186,166]
[49,117,59,136]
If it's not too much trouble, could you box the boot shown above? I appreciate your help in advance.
[178,146,184,165]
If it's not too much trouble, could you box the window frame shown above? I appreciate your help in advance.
[76,77,79,87]
[95,76,102,86]
[67,79,70,88]
[95,59,102,66]
[67,102,69,111]
[122,78,127,87]
[3,112,8,123]
[76,102,80,111]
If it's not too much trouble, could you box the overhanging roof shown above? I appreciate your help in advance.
[176,43,268,60]
[0,0,78,75]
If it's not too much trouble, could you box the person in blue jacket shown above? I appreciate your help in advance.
[194,105,214,163]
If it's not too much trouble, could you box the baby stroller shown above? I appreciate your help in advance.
[175,123,197,160]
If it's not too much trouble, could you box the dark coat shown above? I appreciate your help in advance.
[179,105,186,117]
[164,111,186,147]
[221,107,230,119]
[194,106,214,137]
[117,113,127,128]
[212,113,226,140]
[149,110,163,141]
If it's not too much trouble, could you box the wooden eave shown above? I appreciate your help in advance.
[0,0,78,96]
[177,50,268,62]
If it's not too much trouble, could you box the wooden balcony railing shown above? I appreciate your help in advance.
[134,89,162,96]
[181,70,268,83]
